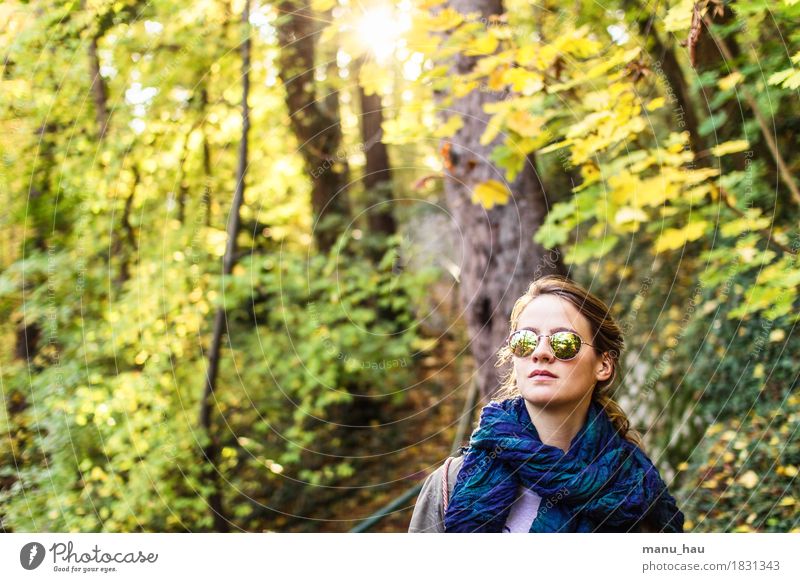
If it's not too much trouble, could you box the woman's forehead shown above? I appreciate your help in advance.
[517,295,591,334]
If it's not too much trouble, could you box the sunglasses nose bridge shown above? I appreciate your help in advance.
[529,334,555,360]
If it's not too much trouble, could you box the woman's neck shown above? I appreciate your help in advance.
[523,397,592,453]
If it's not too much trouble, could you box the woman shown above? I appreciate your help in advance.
[408,275,684,533]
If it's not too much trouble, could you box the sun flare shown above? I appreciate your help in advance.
[355,6,410,63]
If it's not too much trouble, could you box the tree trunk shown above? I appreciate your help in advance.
[111,164,139,286]
[442,0,566,402]
[357,66,397,261]
[88,34,109,140]
[632,10,705,155]
[197,0,252,533]
[276,0,351,254]
[200,86,214,227]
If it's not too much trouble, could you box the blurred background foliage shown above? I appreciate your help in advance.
[1,0,798,531]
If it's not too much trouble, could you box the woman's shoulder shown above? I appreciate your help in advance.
[444,453,465,492]
[407,453,465,533]
[424,453,466,508]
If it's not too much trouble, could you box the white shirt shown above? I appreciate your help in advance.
[502,487,541,532]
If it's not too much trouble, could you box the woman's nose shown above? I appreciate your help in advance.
[531,335,554,361]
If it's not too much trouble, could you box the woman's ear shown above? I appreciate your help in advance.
[595,352,614,382]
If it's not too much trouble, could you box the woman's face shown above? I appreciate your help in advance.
[512,294,612,412]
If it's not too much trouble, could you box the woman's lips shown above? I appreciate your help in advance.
[529,369,558,378]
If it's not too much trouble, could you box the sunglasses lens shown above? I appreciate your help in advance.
[550,332,582,360]
[509,330,538,357]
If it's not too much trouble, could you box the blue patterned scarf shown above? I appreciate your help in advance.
[443,396,684,532]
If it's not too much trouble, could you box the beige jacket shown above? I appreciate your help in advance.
[408,455,464,533]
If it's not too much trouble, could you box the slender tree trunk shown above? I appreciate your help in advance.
[198,0,252,532]
[176,131,191,224]
[357,64,397,261]
[358,68,397,242]
[442,0,565,402]
[276,0,351,253]
[111,164,139,286]
[201,86,214,227]
[632,10,705,155]
[87,34,109,139]
[695,11,800,206]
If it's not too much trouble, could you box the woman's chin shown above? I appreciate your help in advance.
[519,384,561,406]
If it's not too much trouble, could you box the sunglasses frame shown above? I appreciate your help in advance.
[505,329,597,361]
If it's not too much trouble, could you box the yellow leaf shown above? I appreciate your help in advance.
[487,67,508,91]
[311,0,336,11]
[676,168,719,186]
[720,211,772,237]
[434,115,463,138]
[645,97,665,112]
[718,72,744,91]
[90,466,108,482]
[502,68,544,95]
[737,470,759,489]
[506,110,545,136]
[472,180,511,209]
[516,43,559,70]
[664,0,694,32]
[515,45,537,66]
[654,220,709,252]
[453,79,478,98]
[426,7,464,31]
[783,465,798,477]
[753,362,765,379]
[539,138,572,155]
[561,34,601,58]
[779,496,796,506]
[710,140,750,157]
[465,32,499,56]
[614,207,648,230]
[480,112,507,146]
[769,55,800,89]
[359,61,392,96]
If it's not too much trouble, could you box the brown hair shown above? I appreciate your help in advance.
[492,274,644,448]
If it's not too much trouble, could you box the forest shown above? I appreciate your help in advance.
[1,0,798,533]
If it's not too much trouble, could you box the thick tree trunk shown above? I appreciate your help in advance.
[198,0,252,532]
[276,0,352,253]
[442,0,565,402]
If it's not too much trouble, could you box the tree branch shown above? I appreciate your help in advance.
[700,13,800,207]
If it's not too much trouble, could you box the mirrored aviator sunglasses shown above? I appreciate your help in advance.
[506,329,594,361]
